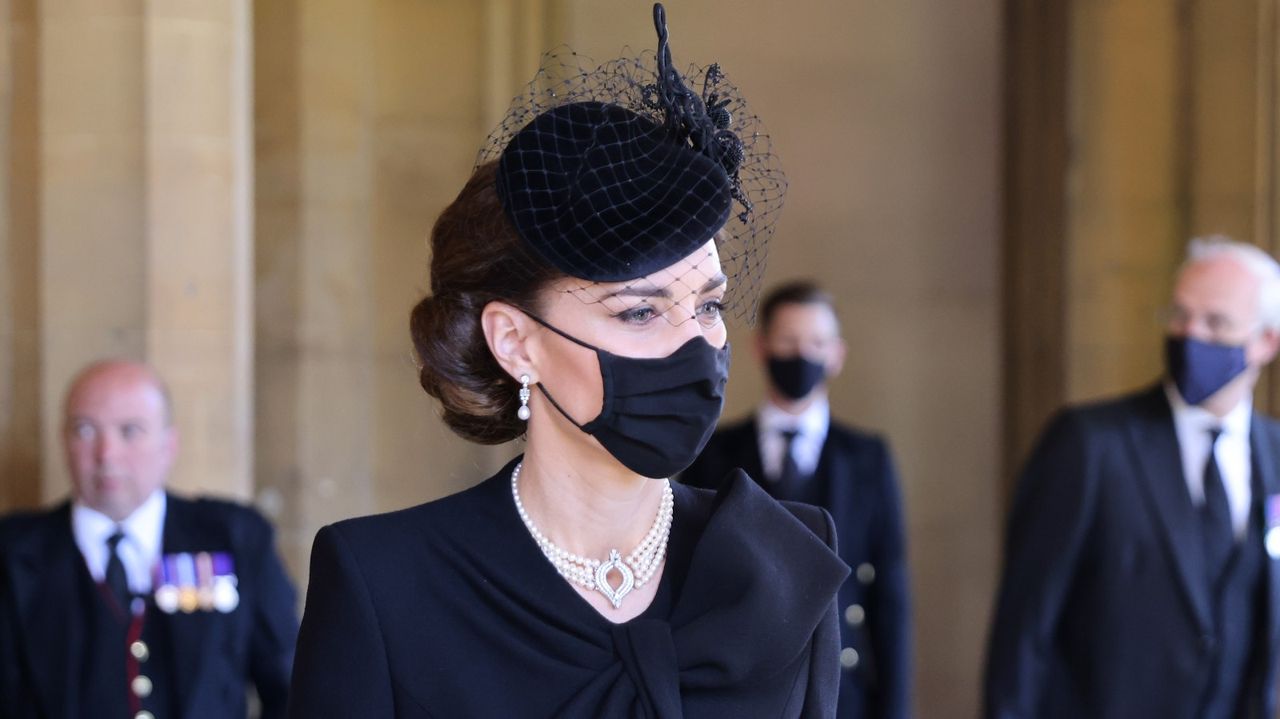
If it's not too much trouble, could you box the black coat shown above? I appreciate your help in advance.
[681,418,911,719]
[0,494,299,719]
[984,385,1280,718]
[288,456,849,718]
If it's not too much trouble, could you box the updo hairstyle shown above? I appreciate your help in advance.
[409,161,564,444]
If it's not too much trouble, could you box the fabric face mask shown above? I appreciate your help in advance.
[766,355,827,400]
[528,315,730,478]
[1165,335,1249,405]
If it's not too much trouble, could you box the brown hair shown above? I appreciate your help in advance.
[409,161,564,444]
[758,280,838,334]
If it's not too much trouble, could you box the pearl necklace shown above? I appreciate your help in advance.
[511,462,673,609]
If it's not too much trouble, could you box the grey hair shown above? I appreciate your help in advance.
[1184,234,1280,331]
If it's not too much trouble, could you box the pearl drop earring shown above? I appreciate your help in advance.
[517,374,532,421]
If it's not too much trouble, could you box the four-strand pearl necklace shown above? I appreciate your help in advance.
[511,462,673,609]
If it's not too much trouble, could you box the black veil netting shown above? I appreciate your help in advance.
[475,4,786,327]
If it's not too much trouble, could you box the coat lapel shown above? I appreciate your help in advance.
[1125,386,1213,633]
[10,503,87,718]
[812,433,846,522]
[1250,415,1280,652]
[158,494,221,715]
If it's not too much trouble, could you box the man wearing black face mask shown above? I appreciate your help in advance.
[985,235,1280,719]
[681,280,911,719]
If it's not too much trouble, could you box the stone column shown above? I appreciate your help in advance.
[144,1,255,500]
[30,0,253,503]
[253,0,377,576]
[1007,0,1280,438]
[253,0,571,576]
[0,0,44,510]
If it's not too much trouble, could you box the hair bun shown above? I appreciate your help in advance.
[408,162,562,445]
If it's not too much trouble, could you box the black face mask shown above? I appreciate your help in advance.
[528,315,730,478]
[767,355,826,400]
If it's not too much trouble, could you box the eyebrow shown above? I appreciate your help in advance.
[601,273,728,301]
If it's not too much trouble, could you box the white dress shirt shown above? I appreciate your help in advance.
[1165,383,1253,539]
[756,395,830,482]
[72,489,166,594]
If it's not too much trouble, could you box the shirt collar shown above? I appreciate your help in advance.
[757,394,830,440]
[1164,381,1253,438]
[71,489,167,554]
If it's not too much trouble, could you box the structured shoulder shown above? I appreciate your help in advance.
[703,415,755,448]
[1066,385,1163,424]
[166,494,283,555]
[185,495,270,523]
[319,473,502,557]
[0,504,67,548]
[825,419,889,454]
[713,415,755,436]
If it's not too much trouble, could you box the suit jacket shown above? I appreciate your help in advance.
[984,385,1280,719]
[0,493,299,719]
[681,417,911,719]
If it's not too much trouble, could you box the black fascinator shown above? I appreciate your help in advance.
[479,3,785,324]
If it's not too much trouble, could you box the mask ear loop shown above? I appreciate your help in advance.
[523,311,599,351]
[519,310,597,432]
[534,382,587,431]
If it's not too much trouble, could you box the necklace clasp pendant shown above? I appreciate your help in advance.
[595,549,636,609]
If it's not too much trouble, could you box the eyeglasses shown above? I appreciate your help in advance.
[1158,305,1259,342]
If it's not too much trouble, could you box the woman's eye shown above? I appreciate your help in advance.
[698,300,725,318]
[615,306,657,324]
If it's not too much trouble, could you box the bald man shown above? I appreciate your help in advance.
[0,360,298,719]
[986,237,1280,719]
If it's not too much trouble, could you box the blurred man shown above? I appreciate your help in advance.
[985,236,1280,719]
[682,280,911,719]
[0,360,298,719]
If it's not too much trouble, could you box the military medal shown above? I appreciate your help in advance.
[1265,494,1280,560]
[153,551,240,613]
[211,553,240,613]
[176,553,199,613]
[196,552,216,610]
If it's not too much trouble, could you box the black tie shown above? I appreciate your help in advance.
[779,429,801,487]
[104,529,131,612]
[1202,429,1234,578]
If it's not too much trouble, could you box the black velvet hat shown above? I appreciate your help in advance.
[479,3,786,323]
[496,101,731,283]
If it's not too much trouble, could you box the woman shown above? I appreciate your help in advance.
[288,5,848,717]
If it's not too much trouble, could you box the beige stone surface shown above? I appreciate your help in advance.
[557,2,1003,713]
[2,1,254,505]
[20,0,1280,714]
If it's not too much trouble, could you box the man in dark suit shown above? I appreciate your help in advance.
[682,280,911,719]
[985,236,1280,719]
[0,360,298,719]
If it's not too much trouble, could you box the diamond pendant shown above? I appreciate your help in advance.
[594,549,635,609]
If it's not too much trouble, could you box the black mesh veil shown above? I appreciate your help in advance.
[476,4,786,326]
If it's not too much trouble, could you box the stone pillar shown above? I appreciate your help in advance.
[0,0,44,511]
[1065,0,1186,402]
[1007,0,1280,441]
[144,1,255,500]
[255,0,379,572]
[253,0,552,575]
[20,0,254,505]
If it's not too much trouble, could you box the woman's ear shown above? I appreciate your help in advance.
[481,301,538,381]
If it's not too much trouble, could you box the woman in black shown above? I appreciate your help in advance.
[288,5,848,717]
